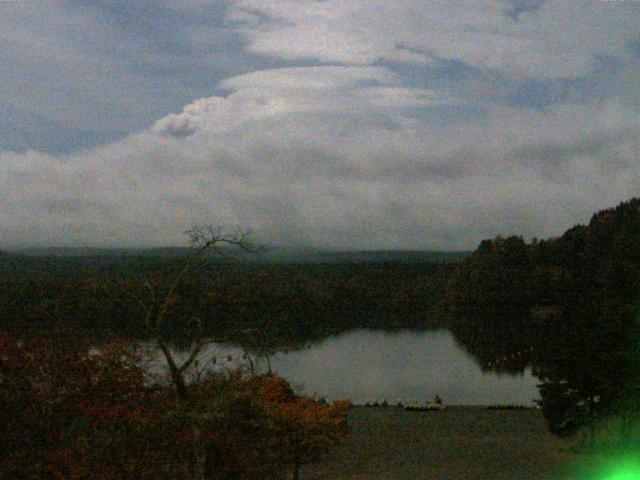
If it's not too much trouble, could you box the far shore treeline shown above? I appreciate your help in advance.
[0,253,458,348]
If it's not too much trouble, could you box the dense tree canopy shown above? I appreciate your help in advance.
[0,258,453,349]
[0,330,348,479]
[447,197,640,438]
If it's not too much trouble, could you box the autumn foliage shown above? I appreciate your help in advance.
[0,331,348,479]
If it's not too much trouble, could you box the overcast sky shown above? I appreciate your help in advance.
[1,0,639,249]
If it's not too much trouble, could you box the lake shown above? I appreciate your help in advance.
[158,328,540,406]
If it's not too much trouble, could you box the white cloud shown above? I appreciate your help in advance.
[1,65,638,250]
[227,0,639,79]
[153,67,451,138]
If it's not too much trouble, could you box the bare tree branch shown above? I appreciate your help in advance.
[184,224,262,255]
[178,339,218,374]
[141,224,265,404]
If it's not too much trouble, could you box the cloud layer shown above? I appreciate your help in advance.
[230,0,639,79]
[2,63,638,249]
[0,1,638,249]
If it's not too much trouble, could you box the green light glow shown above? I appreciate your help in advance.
[602,459,640,480]
[564,450,640,480]
[582,454,640,480]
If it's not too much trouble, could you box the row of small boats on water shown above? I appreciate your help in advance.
[405,402,446,412]
[362,398,537,411]
[486,404,539,410]
[363,396,447,411]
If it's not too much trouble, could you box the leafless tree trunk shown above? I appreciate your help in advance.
[265,354,273,374]
[139,225,258,396]
[136,225,260,480]
[242,345,256,376]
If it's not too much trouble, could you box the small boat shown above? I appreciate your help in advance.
[405,396,446,412]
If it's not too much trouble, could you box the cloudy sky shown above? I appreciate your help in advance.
[1,0,639,249]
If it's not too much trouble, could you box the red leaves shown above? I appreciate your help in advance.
[0,330,169,479]
[1,333,349,479]
[253,373,297,403]
[228,373,349,471]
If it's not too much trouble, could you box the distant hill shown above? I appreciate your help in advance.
[8,247,470,264]
[314,250,470,264]
[11,247,195,258]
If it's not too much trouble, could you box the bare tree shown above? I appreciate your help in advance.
[135,225,261,480]
[138,224,259,402]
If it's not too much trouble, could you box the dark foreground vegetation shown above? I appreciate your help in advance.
[0,330,349,480]
[447,197,640,443]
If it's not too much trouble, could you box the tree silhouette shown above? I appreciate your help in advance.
[447,197,640,440]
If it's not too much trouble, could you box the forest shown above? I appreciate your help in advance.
[446,197,640,443]
[0,256,455,347]
[0,329,349,479]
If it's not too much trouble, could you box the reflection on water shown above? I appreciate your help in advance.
[269,329,539,405]
[153,329,540,406]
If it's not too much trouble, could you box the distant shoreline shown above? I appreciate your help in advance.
[3,247,471,264]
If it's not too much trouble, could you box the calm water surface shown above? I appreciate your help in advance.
[161,329,540,406]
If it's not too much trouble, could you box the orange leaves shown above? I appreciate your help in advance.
[187,371,349,478]
[1,333,349,479]
[247,374,349,468]
[253,373,297,403]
